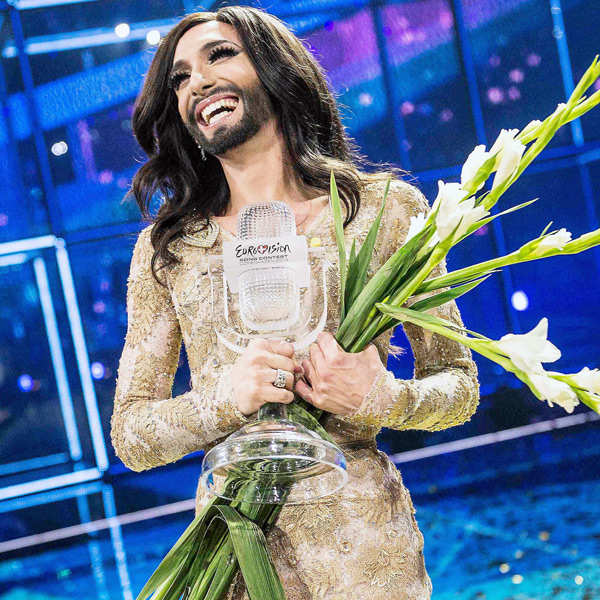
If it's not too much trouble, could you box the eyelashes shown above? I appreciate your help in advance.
[207,45,237,63]
[169,46,239,90]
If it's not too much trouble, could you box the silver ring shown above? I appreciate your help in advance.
[272,368,288,388]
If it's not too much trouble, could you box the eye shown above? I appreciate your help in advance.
[207,46,238,64]
[169,71,189,91]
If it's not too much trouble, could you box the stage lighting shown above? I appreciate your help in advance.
[115,23,131,39]
[18,374,33,392]
[91,362,106,380]
[146,30,161,45]
[51,141,68,156]
[511,290,529,311]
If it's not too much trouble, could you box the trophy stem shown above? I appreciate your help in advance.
[257,402,287,421]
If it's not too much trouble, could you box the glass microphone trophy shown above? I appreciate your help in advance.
[199,201,348,504]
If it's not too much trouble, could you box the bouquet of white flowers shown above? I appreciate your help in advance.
[136,56,600,600]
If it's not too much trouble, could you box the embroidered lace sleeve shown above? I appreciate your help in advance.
[110,226,248,472]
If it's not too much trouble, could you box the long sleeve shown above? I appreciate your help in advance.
[110,226,249,472]
[338,181,480,432]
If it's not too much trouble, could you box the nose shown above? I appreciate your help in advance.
[189,69,216,96]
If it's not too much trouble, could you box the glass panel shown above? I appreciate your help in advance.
[562,0,600,143]
[463,0,571,148]
[382,0,478,170]
[499,166,599,372]
[0,254,70,466]
[0,135,50,243]
[305,9,390,159]
[21,0,177,38]
[55,102,143,232]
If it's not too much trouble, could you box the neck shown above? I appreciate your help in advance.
[215,119,320,217]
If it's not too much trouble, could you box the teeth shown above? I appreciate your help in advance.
[201,98,238,124]
[209,112,230,125]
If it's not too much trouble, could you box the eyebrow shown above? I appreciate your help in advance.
[170,39,241,74]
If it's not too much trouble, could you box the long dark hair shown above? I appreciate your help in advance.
[129,6,403,285]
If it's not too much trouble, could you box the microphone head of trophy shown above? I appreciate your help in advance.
[237,202,299,331]
[209,200,328,352]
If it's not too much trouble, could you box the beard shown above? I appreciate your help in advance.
[185,80,274,157]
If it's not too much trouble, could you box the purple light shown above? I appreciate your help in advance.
[489,55,501,68]
[93,300,106,314]
[382,25,392,37]
[18,374,33,392]
[509,68,525,83]
[594,79,600,91]
[508,86,521,101]
[91,362,105,380]
[117,177,129,189]
[439,11,454,29]
[400,31,415,45]
[474,224,488,236]
[0,213,7,227]
[98,170,114,184]
[487,87,504,104]
[526,53,541,67]
[400,101,415,115]
[439,108,454,122]
[324,20,334,31]
[100,279,110,292]
[358,92,374,107]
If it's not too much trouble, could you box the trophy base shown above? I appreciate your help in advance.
[200,418,348,504]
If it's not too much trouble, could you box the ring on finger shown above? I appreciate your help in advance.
[272,368,290,389]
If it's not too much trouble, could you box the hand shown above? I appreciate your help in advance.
[294,332,383,416]
[231,339,303,417]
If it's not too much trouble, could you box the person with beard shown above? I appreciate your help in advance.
[111,6,479,599]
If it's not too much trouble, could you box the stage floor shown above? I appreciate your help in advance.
[1,422,598,599]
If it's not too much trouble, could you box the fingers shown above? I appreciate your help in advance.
[266,339,294,358]
[261,367,295,391]
[302,355,318,389]
[316,331,342,358]
[247,339,297,373]
[262,385,295,404]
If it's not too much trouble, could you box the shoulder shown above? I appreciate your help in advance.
[127,224,156,281]
[361,177,430,217]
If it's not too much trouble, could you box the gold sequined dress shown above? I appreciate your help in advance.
[111,180,480,600]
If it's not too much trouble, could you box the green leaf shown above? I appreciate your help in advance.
[458,199,537,242]
[136,498,223,600]
[344,178,390,311]
[336,222,432,349]
[376,303,493,341]
[409,275,492,312]
[286,399,335,444]
[207,505,286,600]
[330,171,347,320]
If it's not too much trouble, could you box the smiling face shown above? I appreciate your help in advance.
[169,21,275,157]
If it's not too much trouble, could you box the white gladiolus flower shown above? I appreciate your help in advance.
[520,119,542,138]
[461,145,491,190]
[497,317,561,373]
[529,373,579,413]
[535,228,572,253]
[406,212,440,248]
[490,128,520,155]
[406,212,427,242]
[570,367,600,394]
[434,181,488,242]
[491,129,526,189]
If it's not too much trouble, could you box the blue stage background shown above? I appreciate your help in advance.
[0,1,599,598]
